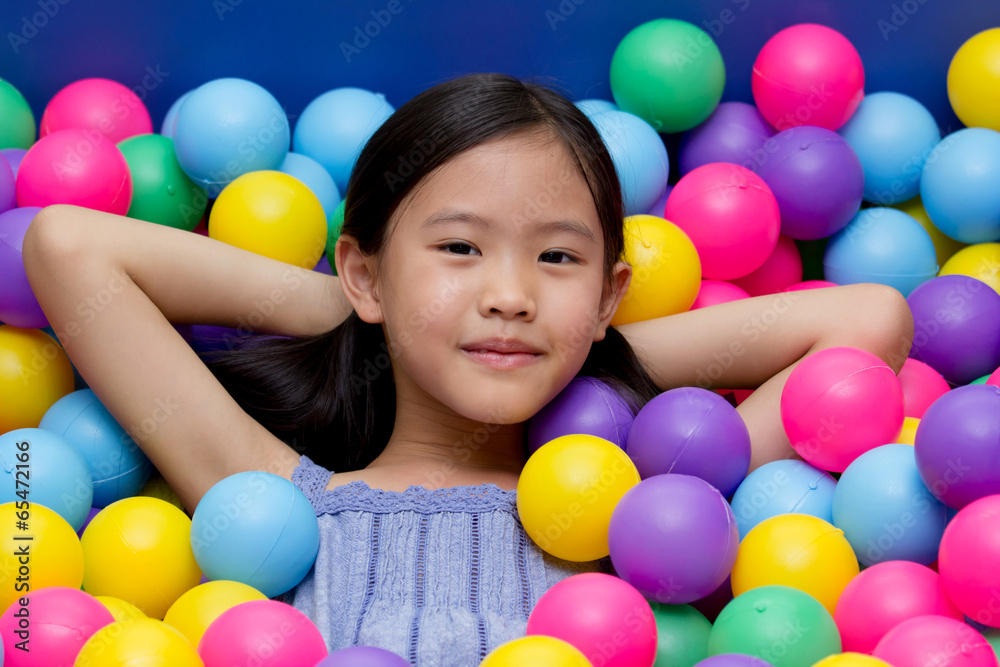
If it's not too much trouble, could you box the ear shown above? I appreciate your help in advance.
[334,234,384,324]
[594,260,632,342]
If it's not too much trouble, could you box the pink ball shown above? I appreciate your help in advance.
[15,128,133,214]
[833,560,963,653]
[198,599,327,667]
[898,358,952,419]
[0,586,115,666]
[691,280,751,310]
[783,280,838,292]
[526,572,657,667]
[873,616,996,667]
[987,366,999,387]
[730,234,803,296]
[40,77,153,144]
[752,24,865,131]
[938,495,1000,628]
[665,163,780,281]
[780,346,905,472]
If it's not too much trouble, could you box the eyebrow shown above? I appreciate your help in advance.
[420,209,599,245]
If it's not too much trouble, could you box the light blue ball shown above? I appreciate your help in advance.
[279,152,342,223]
[823,207,938,297]
[832,443,950,567]
[575,98,618,118]
[173,78,290,197]
[39,389,153,508]
[190,471,320,598]
[920,127,1000,243]
[838,92,940,205]
[589,109,669,216]
[292,87,395,195]
[159,90,192,138]
[730,459,836,540]
[0,428,93,531]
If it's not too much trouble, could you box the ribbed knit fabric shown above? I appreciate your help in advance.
[280,455,610,666]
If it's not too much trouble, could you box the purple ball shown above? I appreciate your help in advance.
[526,377,634,453]
[626,387,751,498]
[644,183,673,218]
[907,275,1000,385]
[0,206,48,328]
[608,474,739,605]
[0,149,26,179]
[174,323,247,355]
[695,654,776,667]
[77,506,101,537]
[0,154,15,215]
[755,126,864,240]
[914,384,1000,509]
[315,646,411,666]
[680,102,777,176]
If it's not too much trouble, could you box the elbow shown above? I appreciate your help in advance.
[844,283,914,375]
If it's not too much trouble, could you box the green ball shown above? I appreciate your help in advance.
[708,585,841,667]
[0,79,36,149]
[650,603,711,667]
[970,375,990,385]
[325,199,346,275]
[117,134,206,231]
[610,19,726,134]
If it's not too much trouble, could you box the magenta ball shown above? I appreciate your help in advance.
[608,474,739,605]
[198,600,327,667]
[314,647,411,666]
[0,207,48,328]
[0,154,14,215]
[626,387,751,497]
[527,572,657,667]
[0,586,115,666]
[780,346,904,472]
[39,77,153,144]
[898,358,951,419]
[751,23,864,132]
[679,101,777,175]
[665,163,780,280]
[730,234,803,296]
[16,128,133,214]
[527,377,634,453]
[873,615,996,667]
[783,280,838,292]
[691,280,751,310]
[938,495,1000,628]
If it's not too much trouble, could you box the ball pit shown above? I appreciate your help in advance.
[198,599,330,667]
[0,206,48,329]
[39,77,153,143]
[163,580,268,649]
[730,459,837,539]
[590,109,670,215]
[0,326,75,435]
[526,376,634,453]
[679,101,776,175]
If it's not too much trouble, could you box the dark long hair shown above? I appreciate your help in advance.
[202,73,662,472]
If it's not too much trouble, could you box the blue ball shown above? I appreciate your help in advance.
[159,90,192,138]
[0,428,93,531]
[730,459,836,540]
[575,98,618,118]
[173,78,290,197]
[191,471,320,598]
[279,152,342,224]
[838,92,941,205]
[832,443,950,566]
[823,207,939,297]
[293,87,395,194]
[921,127,1000,243]
[589,109,669,216]
[39,389,152,507]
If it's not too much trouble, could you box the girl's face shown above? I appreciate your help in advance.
[345,130,630,426]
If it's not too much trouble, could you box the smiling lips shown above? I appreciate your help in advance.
[461,337,543,369]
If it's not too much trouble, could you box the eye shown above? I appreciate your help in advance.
[540,251,576,264]
[441,243,479,256]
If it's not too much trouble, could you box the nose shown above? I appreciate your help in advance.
[477,257,537,320]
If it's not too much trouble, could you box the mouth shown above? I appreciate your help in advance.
[460,338,543,370]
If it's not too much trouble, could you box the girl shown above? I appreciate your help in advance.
[23,73,912,665]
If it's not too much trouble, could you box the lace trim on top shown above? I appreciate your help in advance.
[293,455,519,516]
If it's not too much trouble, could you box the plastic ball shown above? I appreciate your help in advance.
[907,275,1000,385]
[74,618,204,666]
[665,163,780,280]
[0,586,114,666]
[626,387,751,497]
[894,196,967,268]
[590,110,670,215]
[0,326,75,435]
[838,92,941,204]
[117,133,206,230]
[696,656,776,667]
[139,471,185,511]
[198,599,326,667]
[160,90,192,138]
[0,148,26,177]
[833,561,963,653]
[517,434,640,561]
[941,243,1000,295]
[756,126,864,240]
[278,151,341,222]
[15,128,133,213]
[0,154,13,215]
[873,615,996,667]
[781,346,905,472]
[751,23,864,131]
[326,198,346,273]
[209,170,327,268]
[730,234,803,296]
[783,280,838,292]
[608,474,738,604]
[293,87,395,194]
[611,215,701,325]
[610,18,725,134]
[691,280,751,310]
[174,78,290,196]
[315,646,412,667]
[190,471,319,598]
[526,377,634,454]
[480,635,592,667]
[0,79,35,149]
[0,206,48,328]
[40,77,152,144]
[575,98,618,118]
[898,358,951,419]
[730,459,837,540]
[645,183,672,218]
[164,580,267,649]
[948,28,1000,132]
[895,416,921,445]
[813,655,892,667]
[650,604,712,667]
[938,495,1000,627]
[680,102,777,176]
[527,572,657,667]
[95,595,147,623]
[40,388,153,507]
[921,128,1000,244]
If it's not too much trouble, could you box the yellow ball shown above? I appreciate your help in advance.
[894,196,966,268]
[81,497,202,619]
[948,28,1000,132]
[0,326,75,435]
[731,513,859,615]
[0,502,83,614]
[209,170,327,268]
[73,618,203,667]
[163,580,267,649]
[480,635,592,667]
[516,434,640,562]
[139,471,186,511]
[894,416,920,446]
[939,242,1000,295]
[95,595,147,623]
[611,215,702,326]
[812,654,893,667]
